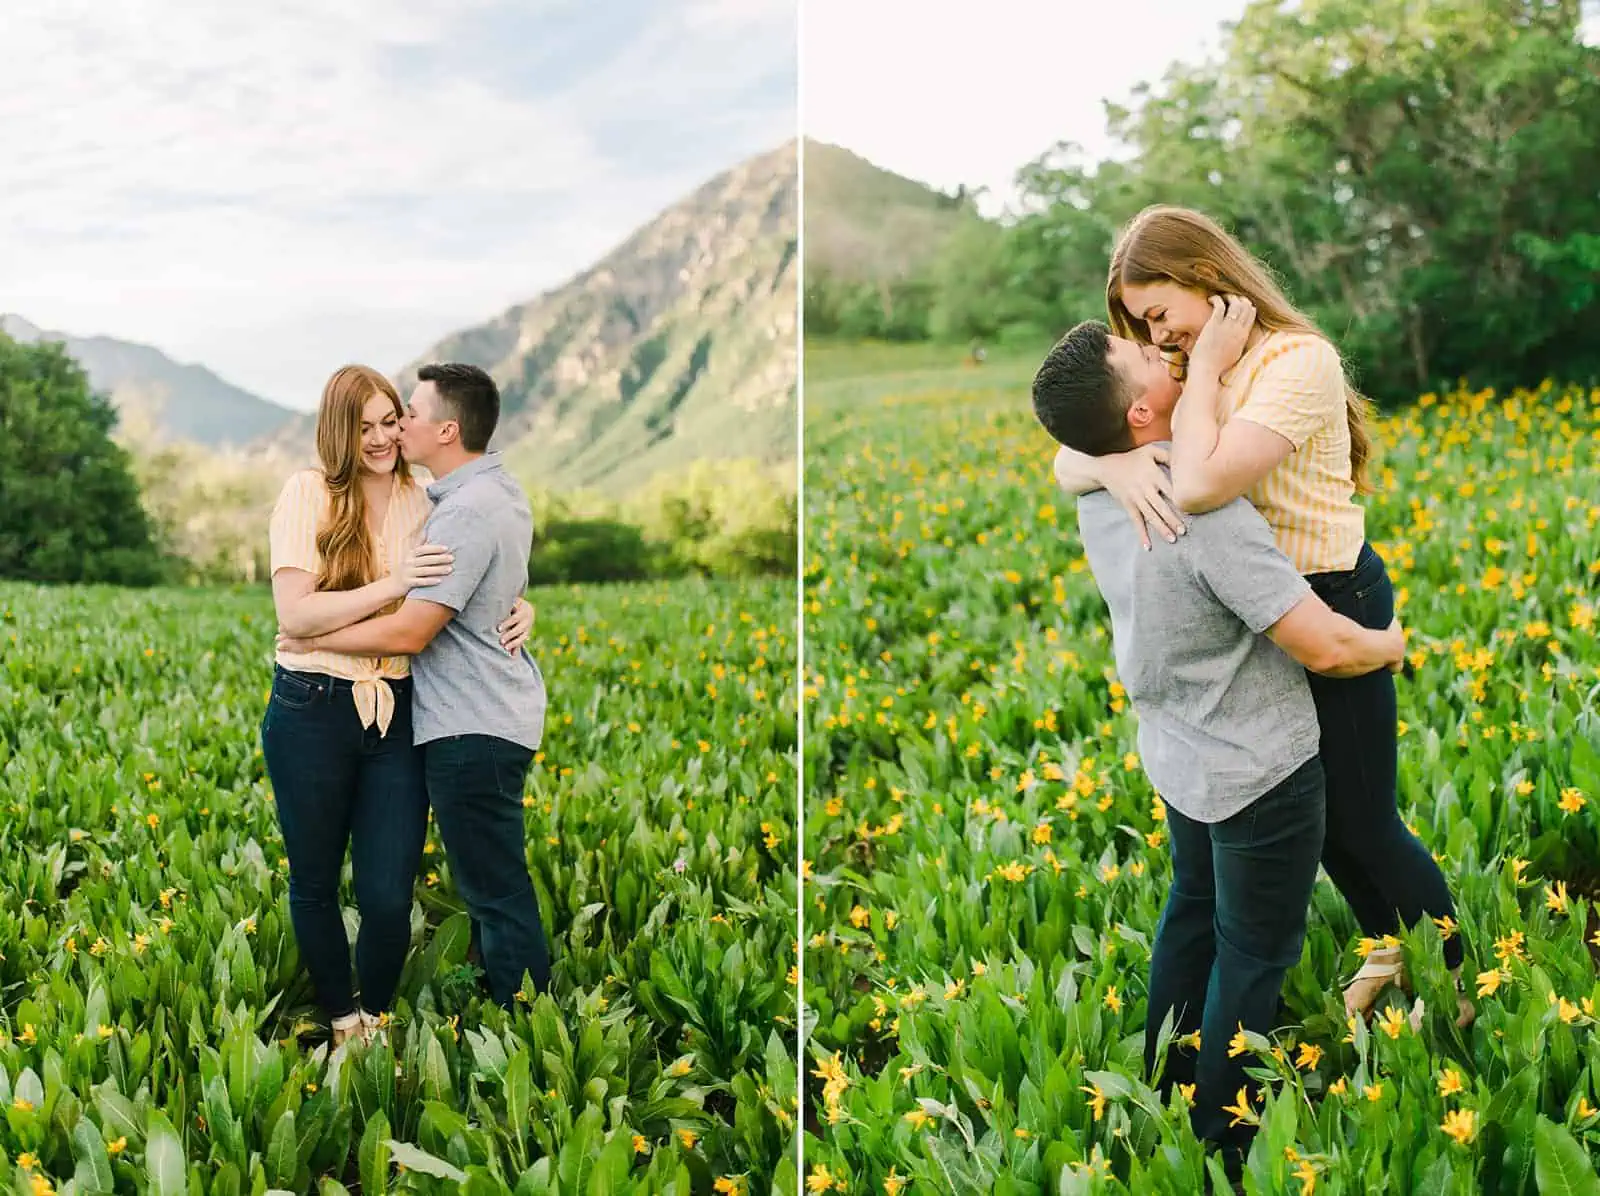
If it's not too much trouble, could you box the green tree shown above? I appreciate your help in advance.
[1215,0,1600,396]
[0,333,168,585]
[891,0,1600,401]
[527,517,660,585]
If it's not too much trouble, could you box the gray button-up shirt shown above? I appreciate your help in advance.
[406,452,547,751]
[1075,446,1321,823]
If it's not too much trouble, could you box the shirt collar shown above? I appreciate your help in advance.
[1220,330,1275,387]
[425,451,501,503]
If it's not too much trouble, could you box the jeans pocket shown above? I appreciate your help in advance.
[1214,799,1261,851]
[490,742,535,807]
[272,670,323,711]
[1351,574,1394,631]
[1291,756,1327,804]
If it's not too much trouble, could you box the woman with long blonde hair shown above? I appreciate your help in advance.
[263,364,532,1047]
[1051,206,1470,1035]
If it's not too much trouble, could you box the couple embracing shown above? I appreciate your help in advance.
[1031,207,1471,1177]
[262,361,549,1048]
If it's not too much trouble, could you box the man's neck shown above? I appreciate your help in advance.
[427,449,482,480]
[1130,420,1174,448]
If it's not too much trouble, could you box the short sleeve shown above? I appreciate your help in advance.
[407,502,492,612]
[1183,498,1313,633]
[1232,336,1345,450]
[269,470,323,576]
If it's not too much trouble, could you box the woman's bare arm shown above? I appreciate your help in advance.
[271,569,405,639]
[1169,373,1295,512]
[1052,442,1187,548]
[1052,444,1108,495]
[271,542,454,638]
[1169,295,1297,512]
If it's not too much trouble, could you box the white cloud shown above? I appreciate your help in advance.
[0,0,794,408]
[4,1,600,227]
[563,0,795,129]
[803,0,1241,214]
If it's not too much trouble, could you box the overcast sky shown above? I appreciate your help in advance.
[805,0,1600,213]
[0,0,796,410]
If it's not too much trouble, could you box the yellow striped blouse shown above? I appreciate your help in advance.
[268,468,434,735]
[1218,331,1366,576]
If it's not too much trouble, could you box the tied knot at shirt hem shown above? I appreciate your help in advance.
[351,677,397,737]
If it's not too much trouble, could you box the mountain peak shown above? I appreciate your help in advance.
[0,313,45,341]
[397,141,797,494]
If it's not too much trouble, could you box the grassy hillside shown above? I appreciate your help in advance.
[802,141,980,283]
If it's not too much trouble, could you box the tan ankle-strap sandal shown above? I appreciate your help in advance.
[1347,952,1477,1031]
[359,1010,389,1047]
[1343,946,1408,1020]
[331,1010,364,1047]
[1448,967,1476,1029]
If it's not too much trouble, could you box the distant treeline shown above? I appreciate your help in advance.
[523,460,795,586]
[0,333,794,589]
[806,0,1600,404]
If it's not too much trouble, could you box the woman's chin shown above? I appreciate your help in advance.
[360,452,398,475]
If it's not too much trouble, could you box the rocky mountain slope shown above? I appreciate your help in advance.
[394,141,798,494]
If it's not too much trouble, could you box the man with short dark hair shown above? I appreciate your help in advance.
[1031,319,1405,1169]
[415,362,500,454]
[279,362,551,1008]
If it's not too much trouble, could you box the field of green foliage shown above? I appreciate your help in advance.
[801,349,1600,1195]
[0,577,798,1196]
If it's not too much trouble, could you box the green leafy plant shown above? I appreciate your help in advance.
[0,574,798,1192]
[801,358,1600,1193]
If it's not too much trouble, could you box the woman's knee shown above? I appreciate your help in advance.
[286,874,342,907]
[1213,915,1310,973]
[354,888,415,931]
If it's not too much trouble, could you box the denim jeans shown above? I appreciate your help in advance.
[422,733,549,1007]
[1145,755,1326,1155]
[1305,542,1464,971]
[260,667,428,1019]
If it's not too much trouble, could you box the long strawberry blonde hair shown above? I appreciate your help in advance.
[1106,204,1374,493]
[314,365,411,592]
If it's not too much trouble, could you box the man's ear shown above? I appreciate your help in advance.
[1124,376,1154,432]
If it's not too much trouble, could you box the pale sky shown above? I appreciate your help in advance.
[805,0,1600,214]
[0,0,796,410]
[803,0,1240,213]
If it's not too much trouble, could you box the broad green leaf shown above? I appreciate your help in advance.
[385,1140,468,1183]
[144,1108,187,1196]
[1533,1116,1600,1196]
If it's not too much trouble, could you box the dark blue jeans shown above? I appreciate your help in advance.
[260,668,429,1020]
[1144,755,1326,1154]
[1305,542,1464,971]
[422,734,549,1007]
